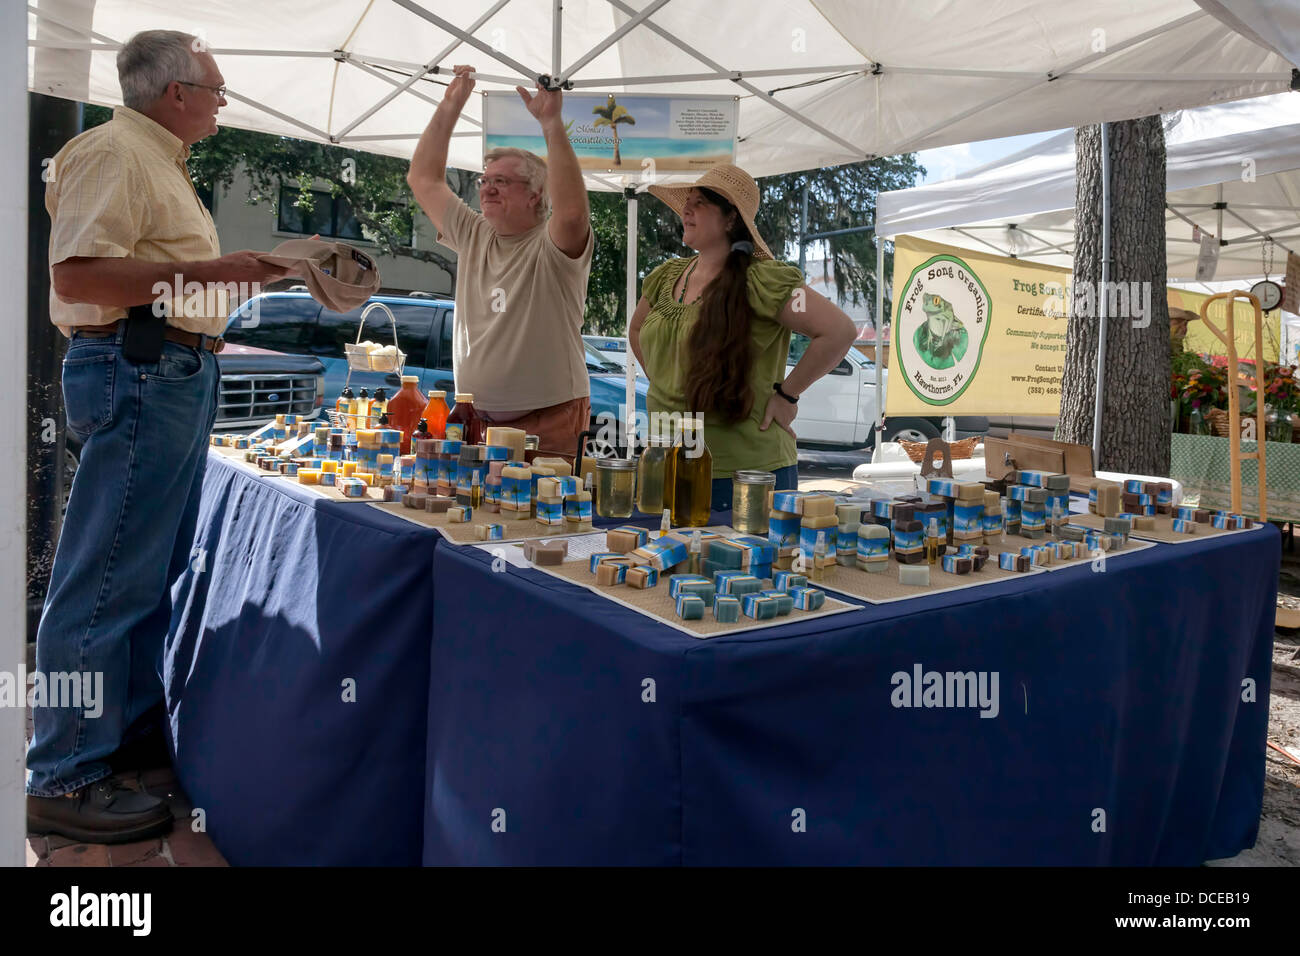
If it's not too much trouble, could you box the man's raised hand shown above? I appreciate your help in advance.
[516,82,562,124]
[445,64,477,112]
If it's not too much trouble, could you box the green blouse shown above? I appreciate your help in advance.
[639,256,804,478]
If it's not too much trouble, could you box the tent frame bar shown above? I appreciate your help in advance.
[334,0,509,139]
[602,0,868,159]
[389,0,543,84]
[558,0,673,85]
[568,63,871,87]
[224,90,331,140]
[893,9,1209,154]
[341,54,443,110]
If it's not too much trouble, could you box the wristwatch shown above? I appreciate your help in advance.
[773,381,798,404]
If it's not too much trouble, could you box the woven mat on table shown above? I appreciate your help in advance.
[369,501,595,545]
[265,474,382,503]
[527,528,859,638]
[811,546,1035,604]
[1066,510,1265,545]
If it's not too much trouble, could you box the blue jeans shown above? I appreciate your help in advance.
[710,464,799,513]
[26,331,219,796]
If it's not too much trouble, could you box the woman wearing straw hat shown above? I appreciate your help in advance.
[631,164,858,511]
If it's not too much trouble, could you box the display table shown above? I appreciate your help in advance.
[1171,432,1300,523]
[169,452,1277,866]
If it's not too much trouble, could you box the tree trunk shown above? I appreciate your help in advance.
[1058,117,1170,475]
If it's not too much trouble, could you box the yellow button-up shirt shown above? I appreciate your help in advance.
[46,107,226,337]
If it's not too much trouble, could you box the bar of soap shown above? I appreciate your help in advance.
[758,589,794,616]
[608,526,648,553]
[475,523,504,541]
[707,539,746,569]
[899,564,930,587]
[800,495,836,518]
[676,594,705,620]
[298,469,321,485]
[941,554,973,574]
[627,566,658,589]
[1172,517,1197,534]
[773,571,807,592]
[448,505,472,523]
[787,586,825,611]
[741,593,779,619]
[596,560,629,586]
[713,595,741,623]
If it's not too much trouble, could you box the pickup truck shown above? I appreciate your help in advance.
[222,292,648,455]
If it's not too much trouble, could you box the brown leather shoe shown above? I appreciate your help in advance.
[28,779,173,844]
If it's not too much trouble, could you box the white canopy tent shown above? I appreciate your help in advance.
[7,1,1300,862]
[27,0,1298,178]
[877,91,1300,280]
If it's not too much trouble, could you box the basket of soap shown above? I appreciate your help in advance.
[345,340,406,372]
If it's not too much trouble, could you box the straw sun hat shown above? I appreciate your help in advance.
[647,164,774,260]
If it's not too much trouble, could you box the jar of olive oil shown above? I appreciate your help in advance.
[636,434,673,516]
[671,418,712,528]
[732,470,775,534]
[596,458,637,519]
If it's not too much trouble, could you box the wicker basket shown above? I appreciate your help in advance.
[1206,408,1231,438]
[897,435,980,463]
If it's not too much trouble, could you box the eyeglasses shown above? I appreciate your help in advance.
[179,81,227,98]
[475,174,530,191]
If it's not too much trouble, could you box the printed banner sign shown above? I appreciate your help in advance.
[483,92,736,174]
[1167,287,1279,363]
[887,237,1071,416]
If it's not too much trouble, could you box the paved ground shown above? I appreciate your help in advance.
[23,701,227,868]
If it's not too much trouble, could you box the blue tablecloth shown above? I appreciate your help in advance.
[424,529,1278,866]
[170,453,1277,865]
[165,455,439,865]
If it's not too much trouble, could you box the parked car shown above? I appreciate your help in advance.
[787,334,988,449]
[222,292,649,455]
[583,334,634,370]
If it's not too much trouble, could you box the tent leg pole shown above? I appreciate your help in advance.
[552,0,563,78]
[625,191,638,458]
[873,237,885,462]
[1092,121,1111,469]
[2,0,30,867]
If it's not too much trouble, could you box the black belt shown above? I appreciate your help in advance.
[72,321,225,353]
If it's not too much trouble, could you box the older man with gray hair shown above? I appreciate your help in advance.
[408,65,594,457]
[26,29,286,843]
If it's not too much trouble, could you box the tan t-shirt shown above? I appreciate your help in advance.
[439,197,593,413]
[46,108,225,337]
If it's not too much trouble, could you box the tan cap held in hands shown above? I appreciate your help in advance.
[258,239,382,313]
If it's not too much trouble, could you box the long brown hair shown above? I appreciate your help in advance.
[683,187,755,424]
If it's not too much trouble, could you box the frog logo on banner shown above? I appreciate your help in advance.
[895,254,991,407]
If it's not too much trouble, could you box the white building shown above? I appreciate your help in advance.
[209,165,456,295]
